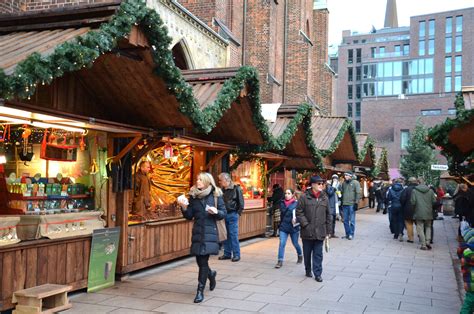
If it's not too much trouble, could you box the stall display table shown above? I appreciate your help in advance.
[0,216,21,246]
[16,211,105,240]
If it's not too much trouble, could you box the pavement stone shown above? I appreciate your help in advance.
[65,209,463,313]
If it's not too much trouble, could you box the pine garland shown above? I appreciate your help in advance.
[320,119,359,159]
[373,147,389,177]
[428,93,474,175]
[358,136,376,164]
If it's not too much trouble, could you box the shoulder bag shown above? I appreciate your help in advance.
[214,196,227,242]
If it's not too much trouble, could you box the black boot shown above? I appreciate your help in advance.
[208,269,217,291]
[194,283,205,303]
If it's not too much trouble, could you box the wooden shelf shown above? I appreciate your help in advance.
[8,194,90,201]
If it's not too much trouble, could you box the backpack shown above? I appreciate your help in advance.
[388,187,403,210]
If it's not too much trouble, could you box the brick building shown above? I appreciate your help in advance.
[179,0,335,112]
[333,0,474,177]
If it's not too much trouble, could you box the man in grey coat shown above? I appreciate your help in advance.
[340,172,361,240]
[411,178,437,250]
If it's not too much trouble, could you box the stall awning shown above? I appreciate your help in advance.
[311,116,358,163]
[355,133,375,167]
[374,146,389,179]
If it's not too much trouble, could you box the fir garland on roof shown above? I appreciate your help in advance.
[358,136,376,164]
[320,119,359,159]
[428,93,474,175]
[0,0,272,142]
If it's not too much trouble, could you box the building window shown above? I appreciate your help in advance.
[428,20,435,37]
[348,68,353,81]
[370,47,376,58]
[455,75,462,91]
[419,40,425,56]
[379,46,385,57]
[456,15,463,33]
[393,61,402,76]
[419,21,425,37]
[403,44,409,56]
[445,36,452,53]
[355,102,361,118]
[428,39,434,55]
[353,40,359,44]
[448,108,456,115]
[400,130,410,150]
[348,85,353,99]
[446,17,452,34]
[347,103,353,117]
[445,56,452,73]
[445,77,452,92]
[425,77,433,93]
[455,56,462,72]
[455,36,462,52]
[362,39,366,43]
[356,84,361,99]
[355,120,361,132]
[356,66,361,81]
[348,49,353,64]
[421,109,441,116]
[356,48,362,63]
[394,45,401,56]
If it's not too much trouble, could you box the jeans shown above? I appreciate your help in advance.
[302,239,324,276]
[331,214,336,235]
[369,197,375,208]
[416,219,432,247]
[391,209,404,236]
[342,205,355,237]
[376,195,384,210]
[277,231,302,261]
[223,211,240,258]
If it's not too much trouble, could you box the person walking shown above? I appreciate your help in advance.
[374,180,384,212]
[269,184,284,237]
[326,181,338,238]
[296,175,331,282]
[411,178,436,250]
[386,179,405,240]
[400,177,418,243]
[275,189,303,268]
[340,172,361,240]
[217,172,244,262]
[368,182,376,209]
[178,172,227,303]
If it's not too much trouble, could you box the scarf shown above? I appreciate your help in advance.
[189,185,212,199]
[284,198,295,208]
[311,190,321,199]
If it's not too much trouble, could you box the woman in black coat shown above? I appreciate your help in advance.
[178,172,226,303]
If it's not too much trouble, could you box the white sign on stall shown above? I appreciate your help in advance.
[430,164,449,171]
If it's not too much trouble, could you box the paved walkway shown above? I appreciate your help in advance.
[66,209,462,313]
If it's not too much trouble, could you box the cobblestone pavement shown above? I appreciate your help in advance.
[66,208,462,313]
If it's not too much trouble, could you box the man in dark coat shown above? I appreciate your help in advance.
[218,172,245,262]
[400,177,418,243]
[269,184,284,236]
[326,182,337,238]
[296,175,331,282]
[386,179,405,240]
[368,182,376,209]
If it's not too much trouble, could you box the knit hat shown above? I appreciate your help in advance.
[332,174,339,178]
[344,171,353,177]
[309,175,325,184]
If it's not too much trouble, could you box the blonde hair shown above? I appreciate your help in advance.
[198,172,223,197]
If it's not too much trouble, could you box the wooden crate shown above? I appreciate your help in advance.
[12,284,72,314]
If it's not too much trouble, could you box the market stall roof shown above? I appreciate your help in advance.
[355,133,375,167]
[0,1,271,146]
[268,103,323,170]
[428,88,474,175]
[311,116,359,163]
[182,67,267,145]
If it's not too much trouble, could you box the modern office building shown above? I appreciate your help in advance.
[334,0,474,177]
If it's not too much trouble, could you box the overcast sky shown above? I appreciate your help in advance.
[327,0,474,47]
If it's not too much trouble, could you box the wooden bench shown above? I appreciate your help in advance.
[12,284,72,314]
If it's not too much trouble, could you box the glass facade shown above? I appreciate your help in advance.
[445,57,451,73]
[419,21,425,37]
[428,20,435,37]
[455,56,462,72]
[456,16,463,33]
[445,36,452,53]
[362,58,434,96]
[400,130,410,150]
[455,36,462,52]
[394,45,401,56]
[419,40,425,56]
[446,17,452,34]
[445,76,452,92]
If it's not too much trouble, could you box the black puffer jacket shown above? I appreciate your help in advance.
[182,189,227,256]
[400,183,417,220]
[296,190,332,241]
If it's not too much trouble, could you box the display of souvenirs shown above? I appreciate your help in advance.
[130,144,192,223]
[230,157,265,209]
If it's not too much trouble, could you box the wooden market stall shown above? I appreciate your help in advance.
[0,1,275,307]
[354,133,376,208]
[374,147,390,181]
